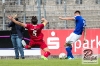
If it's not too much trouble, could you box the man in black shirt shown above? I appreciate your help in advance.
[8,14,25,59]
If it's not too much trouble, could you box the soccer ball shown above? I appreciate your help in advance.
[59,53,66,59]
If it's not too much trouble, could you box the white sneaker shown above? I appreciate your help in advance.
[68,57,72,60]
[68,57,74,60]
[22,40,26,46]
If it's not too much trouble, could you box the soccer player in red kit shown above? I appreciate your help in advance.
[7,15,50,60]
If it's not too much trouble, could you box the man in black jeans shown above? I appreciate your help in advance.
[8,14,25,59]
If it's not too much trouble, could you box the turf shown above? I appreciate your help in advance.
[0,59,100,66]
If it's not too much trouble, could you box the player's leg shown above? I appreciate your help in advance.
[24,45,31,49]
[41,47,50,60]
[22,40,33,49]
[65,33,73,59]
[65,42,74,59]
[65,33,81,59]
[40,41,50,60]
[43,48,50,57]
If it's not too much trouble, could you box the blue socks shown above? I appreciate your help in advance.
[65,46,74,58]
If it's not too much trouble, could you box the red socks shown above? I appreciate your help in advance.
[25,45,31,49]
[44,51,51,57]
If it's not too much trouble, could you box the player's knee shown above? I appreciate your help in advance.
[67,44,72,47]
[65,41,73,47]
[67,41,73,44]
[43,47,49,52]
[64,43,67,47]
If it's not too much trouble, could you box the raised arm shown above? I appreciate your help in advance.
[59,17,75,21]
[7,16,26,28]
[41,18,48,26]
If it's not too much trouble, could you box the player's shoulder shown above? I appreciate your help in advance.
[74,16,80,19]
[37,23,44,26]
[37,24,44,29]
[26,23,32,25]
[75,15,82,18]
[26,23,33,27]
[37,23,43,25]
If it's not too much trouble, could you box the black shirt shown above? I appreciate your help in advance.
[11,24,17,34]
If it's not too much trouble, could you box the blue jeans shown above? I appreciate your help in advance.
[11,34,24,58]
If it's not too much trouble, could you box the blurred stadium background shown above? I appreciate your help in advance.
[0,0,100,30]
[0,1,100,66]
[0,0,100,59]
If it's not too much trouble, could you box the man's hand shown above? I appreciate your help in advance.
[41,18,46,21]
[12,14,17,18]
[41,18,47,23]
[41,18,48,26]
[59,17,62,19]
[7,16,13,20]
[83,39,87,43]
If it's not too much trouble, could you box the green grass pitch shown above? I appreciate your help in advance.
[0,59,100,66]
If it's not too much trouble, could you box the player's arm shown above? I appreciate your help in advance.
[41,18,48,26]
[59,17,75,21]
[83,27,87,43]
[7,16,26,28]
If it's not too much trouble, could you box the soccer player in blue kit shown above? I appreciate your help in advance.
[59,10,86,59]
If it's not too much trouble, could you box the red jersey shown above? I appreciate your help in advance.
[25,24,44,41]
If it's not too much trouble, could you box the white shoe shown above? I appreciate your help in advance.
[68,57,72,60]
[68,57,74,60]
[22,40,26,46]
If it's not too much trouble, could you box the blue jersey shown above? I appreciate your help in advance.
[73,16,86,35]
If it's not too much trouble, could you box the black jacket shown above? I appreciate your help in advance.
[8,22,25,38]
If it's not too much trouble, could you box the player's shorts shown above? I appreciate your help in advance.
[66,32,81,44]
[29,39,47,50]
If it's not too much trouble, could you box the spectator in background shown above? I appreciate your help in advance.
[8,14,25,59]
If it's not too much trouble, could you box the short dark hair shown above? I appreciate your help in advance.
[74,10,81,14]
[15,18,19,21]
[31,16,38,25]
